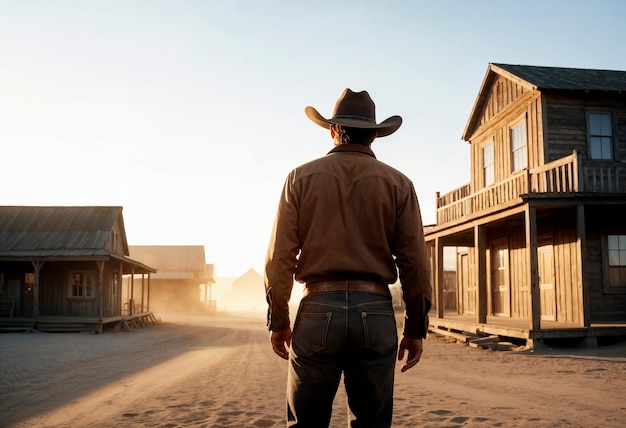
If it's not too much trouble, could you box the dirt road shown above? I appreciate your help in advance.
[1,312,624,427]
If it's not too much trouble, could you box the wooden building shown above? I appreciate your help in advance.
[128,245,215,314]
[0,206,156,332]
[425,63,626,347]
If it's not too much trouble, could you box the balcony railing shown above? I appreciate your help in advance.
[436,151,626,225]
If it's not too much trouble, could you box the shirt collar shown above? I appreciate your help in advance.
[327,144,377,159]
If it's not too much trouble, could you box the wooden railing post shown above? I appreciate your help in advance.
[574,150,583,192]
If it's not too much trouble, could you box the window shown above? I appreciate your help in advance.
[69,271,95,298]
[24,273,34,295]
[607,235,626,289]
[483,142,494,186]
[588,112,613,160]
[511,121,527,171]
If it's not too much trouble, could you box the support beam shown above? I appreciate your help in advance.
[31,260,44,318]
[146,273,151,312]
[525,205,540,330]
[435,237,444,318]
[475,224,487,324]
[130,267,135,315]
[97,261,105,320]
[576,204,590,327]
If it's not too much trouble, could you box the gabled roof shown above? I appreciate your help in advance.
[0,206,154,273]
[463,63,626,141]
[231,268,263,289]
[128,245,210,281]
[0,206,127,256]
[491,63,626,92]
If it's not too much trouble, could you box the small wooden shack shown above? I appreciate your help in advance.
[128,245,215,314]
[425,63,626,347]
[0,206,156,332]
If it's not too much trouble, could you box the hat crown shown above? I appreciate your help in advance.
[304,88,401,137]
[332,89,376,124]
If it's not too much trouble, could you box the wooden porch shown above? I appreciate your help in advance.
[436,151,626,226]
[0,312,160,334]
[429,312,626,349]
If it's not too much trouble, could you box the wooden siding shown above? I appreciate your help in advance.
[552,215,581,324]
[508,227,529,319]
[469,80,542,191]
[585,206,626,321]
[475,75,529,130]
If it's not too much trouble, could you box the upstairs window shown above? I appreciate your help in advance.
[483,142,494,186]
[607,234,626,290]
[69,271,95,299]
[510,121,527,171]
[588,112,613,160]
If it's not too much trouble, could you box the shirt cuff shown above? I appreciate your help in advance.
[403,295,432,339]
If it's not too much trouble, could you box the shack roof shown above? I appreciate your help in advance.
[0,206,154,273]
[128,245,213,282]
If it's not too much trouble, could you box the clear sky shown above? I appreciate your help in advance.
[1,1,626,277]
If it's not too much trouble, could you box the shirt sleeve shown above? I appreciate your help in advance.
[264,172,300,331]
[394,182,433,339]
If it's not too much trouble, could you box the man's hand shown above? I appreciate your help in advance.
[270,328,292,360]
[397,336,423,372]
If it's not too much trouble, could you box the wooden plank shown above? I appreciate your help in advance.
[576,204,590,327]
[526,205,541,329]
[436,238,444,318]
[475,225,487,323]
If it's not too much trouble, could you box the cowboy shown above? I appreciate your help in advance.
[265,88,432,427]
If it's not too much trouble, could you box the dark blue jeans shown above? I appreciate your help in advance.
[287,292,398,428]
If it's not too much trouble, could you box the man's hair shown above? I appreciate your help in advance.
[332,125,377,146]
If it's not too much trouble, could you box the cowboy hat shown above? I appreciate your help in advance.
[305,88,402,137]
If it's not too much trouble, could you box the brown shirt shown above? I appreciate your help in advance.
[264,144,432,338]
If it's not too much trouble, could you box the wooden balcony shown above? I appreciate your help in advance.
[436,151,626,225]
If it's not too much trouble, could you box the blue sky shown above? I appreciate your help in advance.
[1,1,626,276]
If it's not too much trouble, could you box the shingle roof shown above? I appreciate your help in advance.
[492,63,626,92]
[0,206,123,255]
[462,63,626,141]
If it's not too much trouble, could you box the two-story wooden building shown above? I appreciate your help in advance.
[425,63,626,348]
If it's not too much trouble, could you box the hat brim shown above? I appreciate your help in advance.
[305,106,402,138]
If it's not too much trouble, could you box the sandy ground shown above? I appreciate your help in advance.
[1,312,625,428]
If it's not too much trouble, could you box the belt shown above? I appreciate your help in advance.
[303,280,390,297]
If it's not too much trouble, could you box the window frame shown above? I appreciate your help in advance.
[510,118,528,172]
[68,270,96,299]
[586,110,616,161]
[482,138,495,187]
[601,231,626,293]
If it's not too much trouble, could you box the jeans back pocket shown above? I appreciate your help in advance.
[361,311,397,354]
[293,312,332,356]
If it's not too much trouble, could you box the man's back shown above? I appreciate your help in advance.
[285,143,417,286]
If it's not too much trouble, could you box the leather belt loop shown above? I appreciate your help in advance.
[303,280,390,298]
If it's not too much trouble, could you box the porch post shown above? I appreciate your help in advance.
[147,274,151,312]
[31,260,44,318]
[118,261,123,315]
[141,273,145,314]
[130,267,135,315]
[97,261,105,320]
[435,237,444,318]
[475,224,487,324]
[525,204,541,329]
[576,204,590,327]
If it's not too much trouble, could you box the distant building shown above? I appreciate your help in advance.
[128,245,214,314]
[218,268,265,312]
